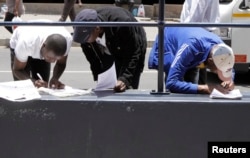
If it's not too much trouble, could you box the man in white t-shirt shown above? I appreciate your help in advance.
[180,0,220,26]
[9,20,72,89]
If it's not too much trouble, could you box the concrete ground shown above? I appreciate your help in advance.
[0,13,158,47]
[0,2,183,47]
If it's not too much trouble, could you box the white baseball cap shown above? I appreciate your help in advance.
[212,43,234,81]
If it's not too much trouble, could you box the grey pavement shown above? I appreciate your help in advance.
[0,13,158,47]
[0,12,166,91]
[0,46,158,90]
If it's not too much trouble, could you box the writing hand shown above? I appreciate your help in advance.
[221,80,234,91]
[34,79,48,88]
[199,83,232,94]
[209,81,234,94]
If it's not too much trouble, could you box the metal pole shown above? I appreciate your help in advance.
[157,0,165,93]
[151,0,169,95]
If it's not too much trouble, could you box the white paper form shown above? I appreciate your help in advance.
[95,62,117,90]
[210,89,243,99]
[38,86,92,97]
[0,79,41,102]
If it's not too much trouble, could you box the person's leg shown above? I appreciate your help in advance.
[68,2,76,21]
[59,0,76,22]
[128,0,135,12]
[4,12,15,33]
[10,49,31,80]
[10,48,18,80]
[184,67,199,84]
[198,68,207,84]
[29,58,51,82]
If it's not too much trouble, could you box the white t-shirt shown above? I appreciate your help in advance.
[180,0,220,31]
[10,19,72,62]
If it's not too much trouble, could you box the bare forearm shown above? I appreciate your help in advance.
[51,63,66,80]
[13,69,34,81]
[197,82,234,94]
[197,85,210,94]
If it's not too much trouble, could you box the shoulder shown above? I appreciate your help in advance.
[97,6,135,21]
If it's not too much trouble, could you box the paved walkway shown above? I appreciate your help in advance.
[0,13,158,47]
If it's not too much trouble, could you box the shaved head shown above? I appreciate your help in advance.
[44,34,67,56]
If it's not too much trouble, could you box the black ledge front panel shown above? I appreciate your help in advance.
[0,90,250,158]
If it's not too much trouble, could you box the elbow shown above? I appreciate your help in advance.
[166,79,183,93]
[166,81,176,92]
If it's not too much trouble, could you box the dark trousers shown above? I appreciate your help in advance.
[184,67,199,83]
[10,49,51,82]
[59,0,76,22]
[4,12,15,33]
[198,68,207,84]
[184,67,207,84]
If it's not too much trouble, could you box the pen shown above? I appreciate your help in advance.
[37,73,44,81]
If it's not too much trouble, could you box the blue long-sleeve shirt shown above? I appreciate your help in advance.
[148,27,224,93]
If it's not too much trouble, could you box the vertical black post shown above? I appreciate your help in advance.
[157,0,165,93]
[151,0,169,95]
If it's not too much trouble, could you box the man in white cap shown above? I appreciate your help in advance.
[148,27,235,94]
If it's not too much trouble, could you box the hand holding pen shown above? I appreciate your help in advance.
[34,73,48,88]
[221,80,234,91]
[215,80,235,94]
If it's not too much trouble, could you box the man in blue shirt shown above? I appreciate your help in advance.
[148,27,235,94]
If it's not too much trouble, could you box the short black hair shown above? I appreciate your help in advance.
[44,34,67,56]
